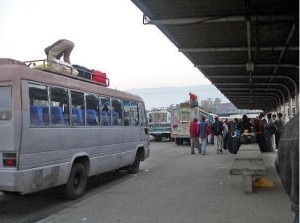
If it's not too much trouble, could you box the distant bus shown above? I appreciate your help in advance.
[206,113,218,123]
[147,108,172,141]
[0,59,150,199]
[219,113,260,122]
[170,103,210,145]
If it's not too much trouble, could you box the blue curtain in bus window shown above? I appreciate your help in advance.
[107,112,112,125]
[87,109,99,126]
[101,111,109,126]
[72,108,84,126]
[50,106,65,125]
[123,101,130,126]
[112,112,120,126]
[30,105,44,125]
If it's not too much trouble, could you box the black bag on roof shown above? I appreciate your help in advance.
[73,64,91,79]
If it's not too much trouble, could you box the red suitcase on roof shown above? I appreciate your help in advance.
[91,69,108,86]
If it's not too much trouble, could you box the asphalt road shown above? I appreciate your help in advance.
[0,140,292,223]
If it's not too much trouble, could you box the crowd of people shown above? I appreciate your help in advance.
[189,112,287,155]
[189,112,299,222]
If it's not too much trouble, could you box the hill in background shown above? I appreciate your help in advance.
[125,85,229,110]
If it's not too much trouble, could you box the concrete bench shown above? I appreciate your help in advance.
[230,144,266,194]
[234,150,263,161]
[239,143,261,152]
[230,160,266,193]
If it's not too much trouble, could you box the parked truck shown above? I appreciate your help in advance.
[147,108,172,141]
[170,103,213,145]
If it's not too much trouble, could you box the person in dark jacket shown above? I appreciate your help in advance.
[275,113,299,223]
[265,113,276,152]
[254,113,266,152]
[237,114,252,134]
[211,116,223,154]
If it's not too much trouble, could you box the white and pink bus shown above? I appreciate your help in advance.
[0,59,150,199]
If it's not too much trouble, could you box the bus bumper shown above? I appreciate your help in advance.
[0,163,69,194]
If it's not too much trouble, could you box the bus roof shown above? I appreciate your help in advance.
[0,58,143,102]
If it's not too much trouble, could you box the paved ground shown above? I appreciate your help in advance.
[37,143,292,223]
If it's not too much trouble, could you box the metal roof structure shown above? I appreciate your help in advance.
[131,0,299,114]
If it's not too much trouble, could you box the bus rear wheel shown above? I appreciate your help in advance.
[154,135,162,142]
[63,162,87,200]
[175,138,183,145]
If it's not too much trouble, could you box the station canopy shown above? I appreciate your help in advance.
[131,0,299,112]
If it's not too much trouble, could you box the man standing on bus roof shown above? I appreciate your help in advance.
[189,92,198,108]
[44,39,74,64]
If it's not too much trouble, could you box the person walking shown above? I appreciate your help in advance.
[222,119,229,150]
[211,116,223,154]
[265,113,276,152]
[271,114,277,150]
[199,116,209,155]
[254,113,266,152]
[231,118,239,135]
[189,118,200,154]
[275,113,299,223]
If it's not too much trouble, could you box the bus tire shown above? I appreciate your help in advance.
[0,191,19,195]
[127,153,141,174]
[175,139,183,145]
[154,135,162,142]
[63,162,87,200]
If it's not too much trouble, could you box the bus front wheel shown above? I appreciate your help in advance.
[63,162,87,200]
[127,153,141,174]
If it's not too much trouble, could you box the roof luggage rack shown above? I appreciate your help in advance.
[24,59,109,87]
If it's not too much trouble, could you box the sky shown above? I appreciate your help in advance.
[0,0,212,92]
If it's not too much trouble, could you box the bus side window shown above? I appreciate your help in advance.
[111,98,122,126]
[28,83,49,126]
[100,97,111,126]
[49,87,69,126]
[130,102,139,126]
[86,93,99,126]
[139,103,147,127]
[71,91,85,126]
[123,101,130,126]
